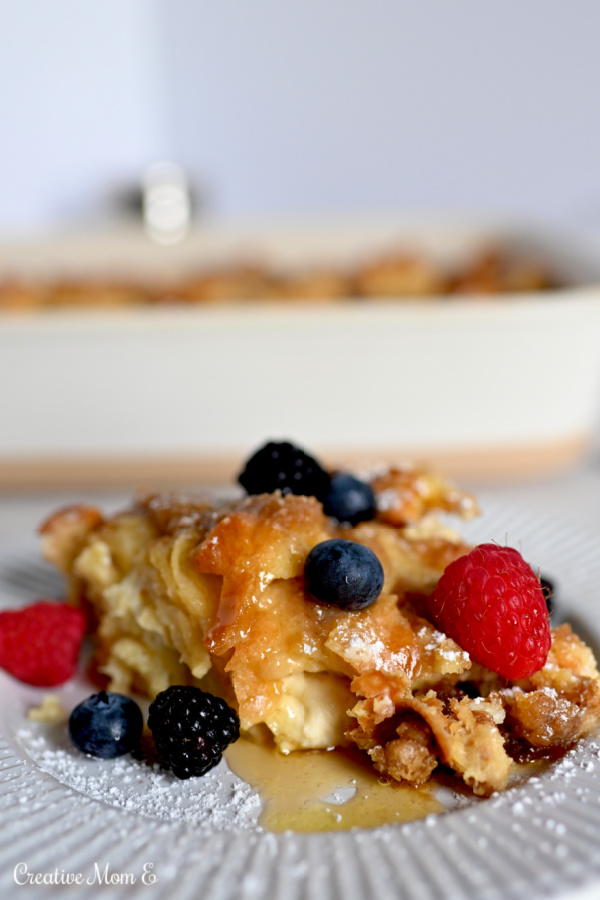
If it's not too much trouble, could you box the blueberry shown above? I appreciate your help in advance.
[304,538,384,611]
[324,472,376,525]
[238,440,330,500]
[68,691,143,759]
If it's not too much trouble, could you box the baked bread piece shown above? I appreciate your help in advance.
[353,254,444,298]
[156,265,272,304]
[40,466,600,797]
[0,246,558,311]
[0,279,148,310]
[448,249,558,295]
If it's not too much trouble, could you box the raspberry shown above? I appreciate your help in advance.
[0,601,86,686]
[427,544,551,680]
[238,440,331,501]
[148,685,240,779]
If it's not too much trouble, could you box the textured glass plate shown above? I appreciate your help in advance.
[1,498,600,900]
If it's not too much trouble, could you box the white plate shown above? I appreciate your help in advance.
[1,497,600,900]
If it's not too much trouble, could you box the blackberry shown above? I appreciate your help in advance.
[238,440,331,501]
[68,691,143,759]
[304,538,384,611]
[540,575,555,617]
[324,472,376,525]
[148,686,240,779]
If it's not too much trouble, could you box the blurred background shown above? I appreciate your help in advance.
[2,0,600,232]
[2,0,600,489]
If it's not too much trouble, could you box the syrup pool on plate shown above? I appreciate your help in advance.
[224,737,444,832]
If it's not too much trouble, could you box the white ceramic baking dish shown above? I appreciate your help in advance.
[1,215,600,489]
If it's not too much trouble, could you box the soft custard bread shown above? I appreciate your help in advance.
[41,464,600,797]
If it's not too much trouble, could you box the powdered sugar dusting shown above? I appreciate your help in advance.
[16,723,261,832]
[346,631,414,673]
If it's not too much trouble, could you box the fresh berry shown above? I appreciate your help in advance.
[304,538,384,611]
[69,691,143,758]
[540,575,555,617]
[148,686,240,779]
[0,601,86,686]
[238,440,331,500]
[427,544,551,680]
[323,473,376,525]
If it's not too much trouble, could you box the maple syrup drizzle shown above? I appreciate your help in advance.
[224,738,564,833]
[224,737,443,833]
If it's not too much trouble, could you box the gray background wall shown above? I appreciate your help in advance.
[1,1,600,231]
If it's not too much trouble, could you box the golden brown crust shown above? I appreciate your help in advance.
[39,505,104,582]
[158,265,271,304]
[354,254,444,298]
[40,473,600,796]
[448,250,556,295]
[1,247,559,311]
[371,467,479,528]
[370,713,439,785]
[0,280,50,311]
[348,685,510,796]
[266,270,351,301]
[504,624,600,748]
